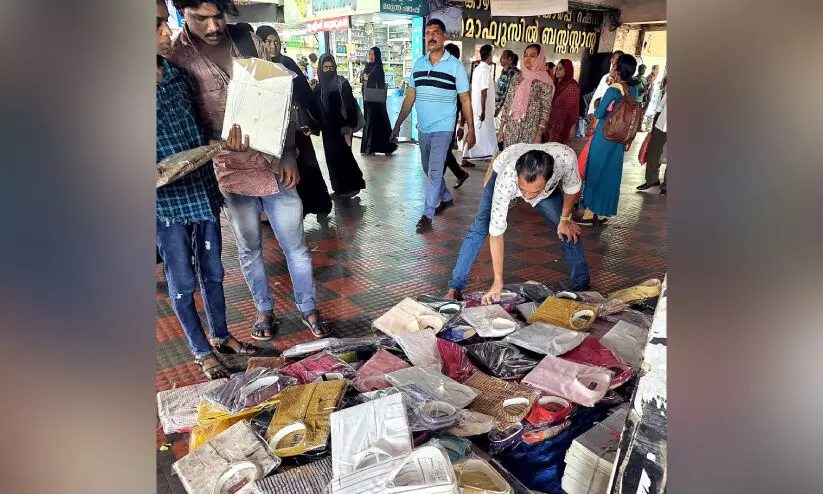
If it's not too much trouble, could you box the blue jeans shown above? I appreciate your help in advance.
[448,171,591,291]
[156,218,230,356]
[222,180,317,315]
[419,131,454,219]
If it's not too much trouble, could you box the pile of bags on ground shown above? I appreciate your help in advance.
[157,278,662,494]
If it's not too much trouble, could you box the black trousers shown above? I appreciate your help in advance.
[644,126,667,191]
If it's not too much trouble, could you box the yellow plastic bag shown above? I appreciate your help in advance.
[608,279,661,304]
[189,417,244,452]
[196,395,279,426]
[527,297,598,331]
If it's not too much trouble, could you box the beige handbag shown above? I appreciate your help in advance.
[372,297,448,337]
[156,143,223,188]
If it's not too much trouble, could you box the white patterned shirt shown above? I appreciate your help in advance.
[489,143,581,237]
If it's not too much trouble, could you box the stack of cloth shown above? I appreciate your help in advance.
[560,404,629,494]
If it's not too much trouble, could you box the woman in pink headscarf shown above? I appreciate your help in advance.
[544,59,580,144]
[497,44,555,147]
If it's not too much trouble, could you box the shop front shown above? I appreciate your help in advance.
[459,1,605,84]
[284,0,426,140]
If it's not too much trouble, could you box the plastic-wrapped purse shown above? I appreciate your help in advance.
[521,355,613,407]
[253,456,333,494]
[527,297,598,331]
[279,351,358,384]
[598,320,649,370]
[464,373,538,429]
[505,322,587,356]
[394,328,442,371]
[559,336,633,389]
[524,395,574,426]
[265,379,347,457]
[282,338,338,358]
[387,366,478,409]
[460,304,520,338]
[465,341,539,380]
[504,281,554,303]
[437,339,479,384]
[373,297,448,336]
[608,278,662,304]
[157,378,228,435]
[352,349,411,392]
[173,420,280,494]
[463,290,524,312]
[453,456,513,494]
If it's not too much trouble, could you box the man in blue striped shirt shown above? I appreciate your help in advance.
[391,18,476,233]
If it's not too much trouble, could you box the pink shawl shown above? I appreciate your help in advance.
[510,47,552,121]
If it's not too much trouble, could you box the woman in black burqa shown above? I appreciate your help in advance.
[313,53,366,198]
[254,25,332,216]
[360,47,398,156]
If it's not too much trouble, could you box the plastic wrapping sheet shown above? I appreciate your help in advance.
[598,320,650,370]
[330,393,413,479]
[250,409,276,438]
[173,420,281,494]
[453,455,513,494]
[252,456,333,494]
[437,339,479,384]
[505,322,588,356]
[283,338,338,358]
[416,295,464,319]
[246,357,291,372]
[352,349,412,392]
[527,297,598,331]
[467,446,535,494]
[157,378,228,435]
[386,367,478,409]
[463,290,524,312]
[280,351,358,384]
[196,398,276,428]
[465,341,539,380]
[460,305,521,338]
[559,336,633,389]
[521,355,614,407]
[524,396,574,426]
[393,328,442,371]
[203,368,299,414]
[329,336,391,354]
[463,373,538,429]
[574,291,627,316]
[265,379,347,457]
[373,297,448,336]
[608,278,661,304]
[600,309,653,330]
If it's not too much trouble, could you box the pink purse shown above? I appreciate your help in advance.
[522,355,613,407]
[559,336,633,389]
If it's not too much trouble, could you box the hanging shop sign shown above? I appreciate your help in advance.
[284,0,380,23]
[306,16,351,32]
[490,0,567,18]
[379,0,426,16]
[461,1,603,53]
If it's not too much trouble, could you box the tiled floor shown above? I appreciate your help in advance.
[155,135,667,489]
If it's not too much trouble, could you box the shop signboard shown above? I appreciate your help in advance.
[461,1,603,54]
[284,0,380,23]
[306,16,351,32]
[379,0,426,16]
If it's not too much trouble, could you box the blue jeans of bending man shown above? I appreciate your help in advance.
[157,218,231,357]
[448,171,591,291]
[419,131,454,219]
[222,177,317,317]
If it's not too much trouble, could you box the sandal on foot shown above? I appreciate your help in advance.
[194,353,230,380]
[251,314,277,341]
[301,311,331,338]
[212,337,261,356]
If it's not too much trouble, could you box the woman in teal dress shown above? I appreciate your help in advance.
[579,54,639,225]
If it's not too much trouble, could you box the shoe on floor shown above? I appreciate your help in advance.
[416,215,433,233]
[636,181,660,191]
[435,199,454,215]
[461,160,476,168]
[578,209,596,226]
[444,288,463,301]
[454,174,469,189]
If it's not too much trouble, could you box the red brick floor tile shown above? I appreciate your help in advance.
[317,298,364,320]
[324,275,377,296]
[343,258,392,275]
[311,252,339,268]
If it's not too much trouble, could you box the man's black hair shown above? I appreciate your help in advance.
[613,49,624,57]
[309,53,318,62]
[425,18,447,33]
[480,44,493,61]
[172,0,239,16]
[515,150,554,182]
[234,22,252,33]
[615,54,638,83]
[444,43,460,59]
[547,61,556,69]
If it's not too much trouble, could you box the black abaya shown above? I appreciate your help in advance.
[314,71,366,195]
[360,66,397,155]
